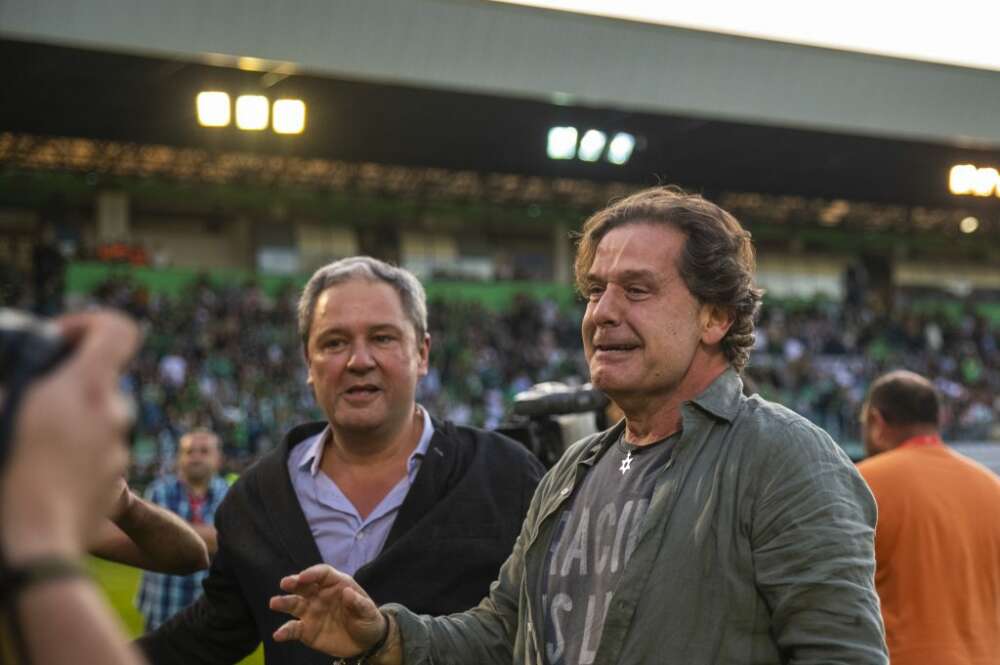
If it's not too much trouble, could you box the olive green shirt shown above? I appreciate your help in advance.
[387,369,887,664]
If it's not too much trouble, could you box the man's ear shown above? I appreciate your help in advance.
[303,347,313,384]
[868,406,886,431]
[417,333,431,377]
[699,304,734,345]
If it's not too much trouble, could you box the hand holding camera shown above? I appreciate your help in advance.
[0,309,140,564]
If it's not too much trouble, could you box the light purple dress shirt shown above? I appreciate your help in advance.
[287,407,434,576]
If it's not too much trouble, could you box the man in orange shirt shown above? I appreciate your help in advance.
[858,370,1000,665]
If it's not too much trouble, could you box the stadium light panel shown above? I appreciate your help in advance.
[273,99,306,134]
[236,95,269,131]
[607,132,636,165]
[972,167,999,196]
[547,126,578,160]
[949,164,976,194]
[950,164,1000,196]
[578,130,607,162]
[196,91,231,127]
[960,216,980,233]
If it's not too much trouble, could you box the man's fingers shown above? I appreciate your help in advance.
[279,573,324,594]
[296,563,344,586]
[279,574,301,592]
[281,564,353,594]
[53,312,141,443]
[273,619,302,643]
[59,310,141,378]
[269,594,304,616]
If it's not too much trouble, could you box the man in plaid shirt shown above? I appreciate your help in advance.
[136,429,230,630]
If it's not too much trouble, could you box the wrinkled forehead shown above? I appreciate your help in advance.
[590,222,684,278]
[312,279,417,336]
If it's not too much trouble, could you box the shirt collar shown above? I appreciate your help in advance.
[410,405,434,472]
[898,434,943,450]
[299,405,436,477]
[688,367,744,422]
[581,368,742,464]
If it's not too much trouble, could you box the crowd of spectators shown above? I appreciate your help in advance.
[27,274,1000,485]
[751,296,1000,445]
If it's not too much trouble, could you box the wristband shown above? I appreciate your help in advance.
[332,609,391,665]
[0,555,88,603]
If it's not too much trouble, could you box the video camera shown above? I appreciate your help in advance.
[497,382,611,467]
[0,309,72,470]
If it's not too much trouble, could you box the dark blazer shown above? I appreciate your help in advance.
[138,417,545,665]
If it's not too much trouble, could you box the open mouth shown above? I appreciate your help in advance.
[594,343,639,352]
[344,385,381,396]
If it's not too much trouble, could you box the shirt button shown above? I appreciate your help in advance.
[560,487,571,496]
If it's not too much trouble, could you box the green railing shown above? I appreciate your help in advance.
[66,262,580,309]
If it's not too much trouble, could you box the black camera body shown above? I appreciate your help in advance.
[0,309,72,469]
[498,383,610,467]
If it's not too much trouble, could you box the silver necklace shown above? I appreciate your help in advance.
[618,437,640,475]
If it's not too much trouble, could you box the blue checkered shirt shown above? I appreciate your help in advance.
[135,474,230,630]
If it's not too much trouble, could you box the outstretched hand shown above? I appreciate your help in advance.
[270,564,387,658]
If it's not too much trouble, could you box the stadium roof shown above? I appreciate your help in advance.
[3,36,1000,217]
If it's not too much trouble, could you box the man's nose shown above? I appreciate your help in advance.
[591,286,623,326]
[347,342,376,371]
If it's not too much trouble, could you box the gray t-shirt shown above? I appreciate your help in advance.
[541,433,678,665]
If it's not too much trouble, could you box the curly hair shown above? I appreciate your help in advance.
[574,186,763,372]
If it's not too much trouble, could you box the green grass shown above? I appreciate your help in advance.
[89,557,264,665]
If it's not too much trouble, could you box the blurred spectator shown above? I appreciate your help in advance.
[32,223,66,315]
[72,272,1000,478]
[857,370,1000,665]
[136,430,228,631]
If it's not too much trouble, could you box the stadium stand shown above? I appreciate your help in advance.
[66,268,1000,486]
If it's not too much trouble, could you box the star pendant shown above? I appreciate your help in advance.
[619,450,634,475]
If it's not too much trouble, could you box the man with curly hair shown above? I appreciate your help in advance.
[271,186,887,665]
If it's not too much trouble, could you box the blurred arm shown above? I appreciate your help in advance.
[136,505,260,665]
[13,576,148,665]
[89,480,210,574]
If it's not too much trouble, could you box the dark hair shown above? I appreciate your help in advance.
[297,256,427,353]
[867,370,940,428]
[574,186,763,372]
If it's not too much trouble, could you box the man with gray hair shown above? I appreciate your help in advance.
[269,187,886,665]
[139,256,545,665]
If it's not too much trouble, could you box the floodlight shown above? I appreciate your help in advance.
[236,95,269,131]
[273,99,306,134]
[197,91,231,127]
[949,164,977,195]
[960,216,980,234]
[578,130,607,162]
[547,126,578,160]
[972,167,998,197]
[607,132,636,165]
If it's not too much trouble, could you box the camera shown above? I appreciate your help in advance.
[498,382,610,467]
[0,309,72,469]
